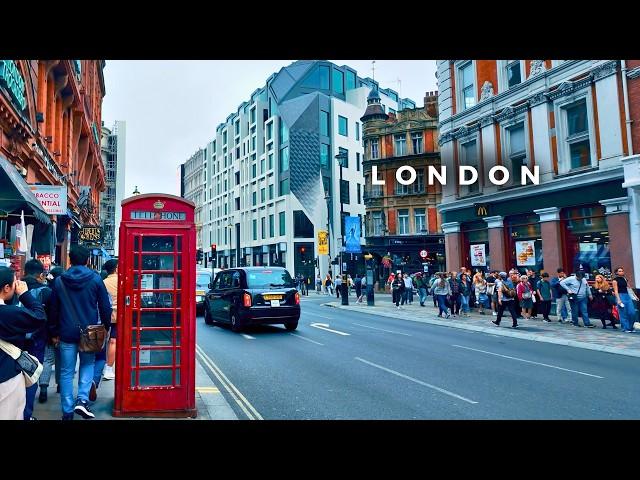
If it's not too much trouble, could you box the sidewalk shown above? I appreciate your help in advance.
[325,293,640,358]
[34,355,238,420]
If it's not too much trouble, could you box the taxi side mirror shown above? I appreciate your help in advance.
[208,283,213,290]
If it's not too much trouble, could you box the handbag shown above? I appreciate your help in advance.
[0,338,43,387]
[567,280,582,302]
[58,278,107,353]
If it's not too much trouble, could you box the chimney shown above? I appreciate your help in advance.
[424,90,439,118]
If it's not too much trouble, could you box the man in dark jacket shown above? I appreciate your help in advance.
[22,259,53,419]
[49,245,111,420]
[0,267,46,420]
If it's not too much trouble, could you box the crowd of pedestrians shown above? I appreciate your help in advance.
[0,245,118,420]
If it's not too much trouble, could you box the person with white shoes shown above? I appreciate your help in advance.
[102,260,118,381]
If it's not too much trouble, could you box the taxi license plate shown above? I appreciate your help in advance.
[263,295,282,301]
[270,300,280,307]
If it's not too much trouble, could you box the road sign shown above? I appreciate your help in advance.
[419,249,428,259]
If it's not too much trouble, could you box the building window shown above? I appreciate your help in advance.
[223,130,228,145]
[252,219,257,240]
[279,178,289,196]
[458,61,475,111]
[320,111,329,136]
[332,69,344,94]
[279,211,286,236]
[268,184,274,200]
[252,163,257,178]
[261,217,266,239]
[414,168,424,193]
[394,135,406,156]
[357,183,361,204]
[564,99,592,171]
[415,208,426,233]
[355,122,360,141]
[370,138,379,159]
[398,209,409,235]
[235,120,240,136]
[250,107,256,124]
[506,122,527,185]
[260,187,265,203]
[269,214,275,237]
[460,139,479,194]
[320,144,329,168]
[279,146,289,172]
[280,120,289,144]
[252,191,257,206]
[562,205,609,275]
[395,170,411,195]
[340,179,350,205]
[412,133,423,154]
[260,158,265,174]
[372,211,383,236]
[505,60,523,89]
[356,152,360,172]
[338,116,348,137]
[346,70,356,91]
[338,147,349,168]
[268,153,273,170]
[266,122,273,141]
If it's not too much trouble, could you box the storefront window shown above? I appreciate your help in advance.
[506,214,542,273]
[462,221,489,272]
[562,205,610,278]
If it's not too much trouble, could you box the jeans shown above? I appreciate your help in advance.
[555,295,572,321]
[401,290,408,305]
[539,300,551,320]
[39,344,60,387]
[449,293,461,314]
[570,297,592,326]
[436,295,449,316]
[59,341,96,415]
[618,293,637,331]
[460,295,470,313]
[24,340,45,420]
[93,344,107,387]
[418,288,427,305]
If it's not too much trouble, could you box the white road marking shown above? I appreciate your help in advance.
[303,311,335,321]
[242,334,256,340]
[355,357,478,405]
[451,344,604,379]
[288,333,324,346]
[195,345,263,420]
[352,323,412,336]
[310,323,351,336]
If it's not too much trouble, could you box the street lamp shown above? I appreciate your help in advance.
[132,186,140,196]
[226,222,234,267]
[335,150,349,305]
[324,191,332,276]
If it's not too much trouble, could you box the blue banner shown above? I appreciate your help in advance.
[344,216,361,253]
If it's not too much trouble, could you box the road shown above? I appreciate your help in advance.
[195,294,640,419]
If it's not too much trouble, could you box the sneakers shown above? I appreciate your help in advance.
[445,313,451,319]
[74,400,95,419]
[103,365,115,380]
[492,311,498,316]
[511,324,518,329]
[89,381,97,402]
[543,319,551,323]
[586,324,595,328]
[492,320,500,326]
[38,387,47,403]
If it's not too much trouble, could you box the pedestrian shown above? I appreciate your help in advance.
[551,268,571,323]
[347,275,354,296]
[49,245,112,420]
[430,273,439,307]
[527,268,540,319]
[612,266,638,333]
[560,270,594,327]
[448,272,461,317]
[591,274,616,329]
[486,270,498,316]
[38,266,64,402]
[473,272,488,314]
[415,273,427,307]
[516,275,533,320]
[459,273,471,317]
[432,273,451,318]
[21,259,54,420]
[316,274,322,295]
[536,272,553,322]
[392,273,405,309]
[354,273,361,301]
[334,275,342,298]
[509,270,523,319]
[402,273,413,305]
[325,274,333,296]
[0,267,46,420]
[101,259,118,381]
[492,272,519,328]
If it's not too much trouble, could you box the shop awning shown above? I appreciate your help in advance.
[0,154,51,225]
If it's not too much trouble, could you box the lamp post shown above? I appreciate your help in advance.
[226,222,233,268]
[132,186,140,196]
[335,150,348,305]
[324,191,332,278]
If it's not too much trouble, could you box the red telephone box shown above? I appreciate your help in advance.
[113,194,197,418]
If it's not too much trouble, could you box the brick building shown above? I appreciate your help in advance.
[361,89,444,287]
[0,60,106,270]
[436,60,637,285]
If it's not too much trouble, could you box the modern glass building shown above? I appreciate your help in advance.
[200,60,415,280]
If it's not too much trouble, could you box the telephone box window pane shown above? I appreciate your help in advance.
[138,273,180,290]
[141,236,175,252]
[133,348,178,367]
[133,274,139,289]
[138,369,173,387]
[140,328,174,346]
[139,254,178,271]
[177,236,182,251]
[140,293,181,309]
[139,311,174,328]
[134,237,140,251]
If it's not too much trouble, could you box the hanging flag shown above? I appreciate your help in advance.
[16,210,29,255]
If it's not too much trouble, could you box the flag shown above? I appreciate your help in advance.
[16,210,29,256]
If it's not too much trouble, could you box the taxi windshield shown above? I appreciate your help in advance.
[246,269,295,289]
[196,273,210,288]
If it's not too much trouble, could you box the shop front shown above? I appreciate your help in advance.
[461,221,489,273]
[561,204,611,278]
[505,214,543,273]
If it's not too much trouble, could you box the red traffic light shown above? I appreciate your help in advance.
[300,247,305,253]
[211,244,217,252]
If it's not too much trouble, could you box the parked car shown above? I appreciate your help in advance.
[196,269,214,314]
[203,267,300,332]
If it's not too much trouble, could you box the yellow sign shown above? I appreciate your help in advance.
[318,230,328,255]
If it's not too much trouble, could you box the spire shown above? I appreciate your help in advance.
[361,85,388,123]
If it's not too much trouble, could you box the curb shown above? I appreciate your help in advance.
[324,303,640,359]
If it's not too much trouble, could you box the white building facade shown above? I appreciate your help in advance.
[182,148,205,255]
[99,120,126,256]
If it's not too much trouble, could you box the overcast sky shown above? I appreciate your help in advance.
[101,60,438,197]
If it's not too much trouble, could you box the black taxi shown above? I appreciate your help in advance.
[203,267,300,332]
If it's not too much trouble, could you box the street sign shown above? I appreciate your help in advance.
[419,249,428,260]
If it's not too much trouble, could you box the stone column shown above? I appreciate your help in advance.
[442,222,461,272]
[622,155,640,288]
[533,207,563,274]
[483,216,505,272]
[600,197,635,286]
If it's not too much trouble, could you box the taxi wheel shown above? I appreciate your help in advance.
[230,312,243,333]
[204,306,214,325]
[284,320,298,331]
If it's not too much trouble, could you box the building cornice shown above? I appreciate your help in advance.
[627,67,640,79]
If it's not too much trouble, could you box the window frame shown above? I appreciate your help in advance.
[397,209,410,235]
[394,134,407,157]
[458,136,481,196]
[414,208,427,233]
[554,91,597,175]
[497,60,525,92]
[411,132,423,154]
[455,60,476,112]
[499,116,530,186]
[338,115,348,137]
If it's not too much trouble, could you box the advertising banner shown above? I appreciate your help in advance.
[470,244,486,267]
[516,240,536,266]
[344,216,361,253]
[29,185,67,215]
[318,230,329,255]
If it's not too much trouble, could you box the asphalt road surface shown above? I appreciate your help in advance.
[195,294,640,419]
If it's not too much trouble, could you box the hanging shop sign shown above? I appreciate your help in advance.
[0,60,27,111]
[318,230,328,255]
[79,225,103,244]
[29,185,67,215]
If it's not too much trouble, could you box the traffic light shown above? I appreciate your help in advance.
[196,249,203,263]
[210,244,217,264]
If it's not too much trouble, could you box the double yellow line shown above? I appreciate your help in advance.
[195,344,263,420]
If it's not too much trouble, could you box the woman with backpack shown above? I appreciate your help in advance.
[517,275,534,320]
[591,274,616,329]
